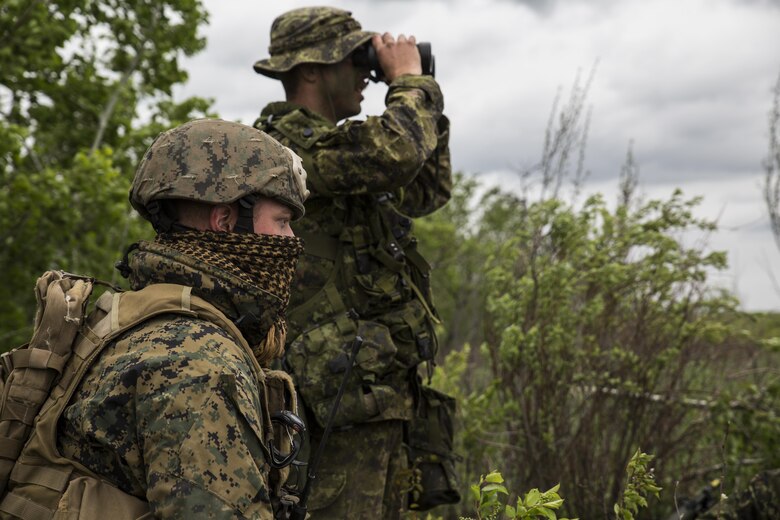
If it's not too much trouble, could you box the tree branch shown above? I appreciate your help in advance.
[89,50,141,154]
[763,71,780,251]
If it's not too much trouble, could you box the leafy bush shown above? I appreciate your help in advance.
[463,472,574,520]
[417,173,778,518]
[0,0,215,348]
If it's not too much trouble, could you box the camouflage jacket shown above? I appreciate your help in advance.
[57,241,282,519]
[256,74,451,426]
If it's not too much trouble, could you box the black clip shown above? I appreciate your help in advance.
[114,243,140,279]
[269,410,306,469]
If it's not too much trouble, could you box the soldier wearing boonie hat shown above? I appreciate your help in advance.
[254,6,454,519]
[253,6,375,78]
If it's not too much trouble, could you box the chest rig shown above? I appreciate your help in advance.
[260,112,440,369]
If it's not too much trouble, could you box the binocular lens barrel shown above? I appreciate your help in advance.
[355,42,435,82]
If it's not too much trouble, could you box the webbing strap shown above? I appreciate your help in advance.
[400,271,441,325]
[0,437,24,459]
[370,242,405,273]
[9,349,67,373]
[94,290,113,314]
[373,201,439,322]
[0,492,53,520]
[181,286,192,311]
[1,349,15,377]
[0,400,37,425]
[11,463,71,492]
[88,313,113,344]
[286,270,349,331]
[110,292,122,331]
[324,283,346,317]
[349,225,371,251]
[404,244,432,277]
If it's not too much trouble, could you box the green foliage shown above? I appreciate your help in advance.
[459,471,576,520]
[0,0,215,348]
[414,173,487,352]
[417,173,779,518]
[506,483,573,520]
[614,450,662,520]
[468,471,508,520]
[708,356,780,494]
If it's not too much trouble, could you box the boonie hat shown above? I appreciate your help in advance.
[253,6,374,78]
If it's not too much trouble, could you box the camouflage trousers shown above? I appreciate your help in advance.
[307,420,407,519]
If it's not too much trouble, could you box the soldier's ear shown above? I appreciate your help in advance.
[298,63,322,84]
[209,204,236,233]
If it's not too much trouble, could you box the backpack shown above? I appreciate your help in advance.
[0,271,296,519]
[0,271,97,497]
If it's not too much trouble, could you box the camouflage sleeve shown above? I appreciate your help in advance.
[396,113,452,217]
[137,318,274,519]
[59,315,275,519]
[309,75,447,198]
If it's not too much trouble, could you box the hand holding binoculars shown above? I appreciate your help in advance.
[352,42,435,83]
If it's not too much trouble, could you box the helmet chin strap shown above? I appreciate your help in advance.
[233,195,257,234]
[147,200,197,234]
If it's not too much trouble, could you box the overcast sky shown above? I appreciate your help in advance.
[175,0,780,311]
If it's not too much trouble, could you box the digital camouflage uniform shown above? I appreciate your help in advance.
[253,7,452,519]
[56,235,302,519]
[0,119,309,519]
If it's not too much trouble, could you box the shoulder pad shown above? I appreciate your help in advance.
[270,110,329,150]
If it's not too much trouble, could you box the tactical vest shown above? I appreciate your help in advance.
[0,271,296,520]
[259,114,441,427]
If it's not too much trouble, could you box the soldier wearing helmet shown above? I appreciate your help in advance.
[47,119,309,518]
[254,7,453,519]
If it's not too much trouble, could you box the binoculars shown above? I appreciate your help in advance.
[352,42,435,83]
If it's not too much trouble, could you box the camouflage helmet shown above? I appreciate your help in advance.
[253,7,374,78]
[130,119,309,228]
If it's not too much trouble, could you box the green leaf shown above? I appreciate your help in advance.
[481,484,509,495]
[525,489,541,507]
[470,484,481,503]
[484,471,505,484]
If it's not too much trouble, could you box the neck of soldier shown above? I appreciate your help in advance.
[287,77,340,124]
[287,96,338,124]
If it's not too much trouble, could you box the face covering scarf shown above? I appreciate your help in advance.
[156,230,304,366]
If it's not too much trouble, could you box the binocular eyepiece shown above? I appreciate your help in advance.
[352,42,435,83]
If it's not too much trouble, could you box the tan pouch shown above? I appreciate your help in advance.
[55,476,151,520]
[263,369,299,495]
